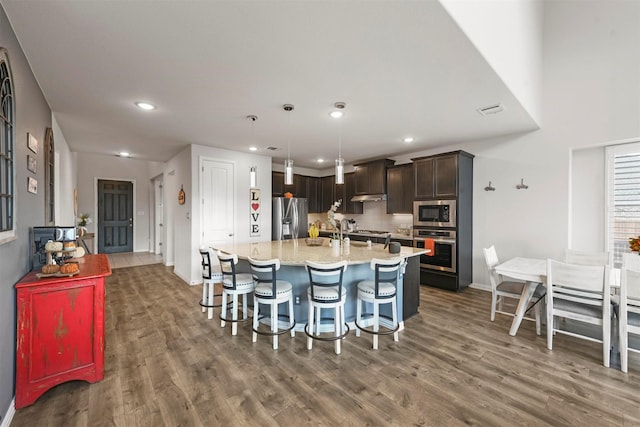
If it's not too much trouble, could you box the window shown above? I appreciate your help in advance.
[606,142,640,268]
[0,48,15,242]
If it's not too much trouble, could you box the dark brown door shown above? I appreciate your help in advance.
[98,180,133,254]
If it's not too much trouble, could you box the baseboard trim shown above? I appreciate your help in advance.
[468,282,491,292]
[1,398,15,427]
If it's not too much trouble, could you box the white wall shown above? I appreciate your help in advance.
[440,0,543,125]
[76,152,156,253]
[52,114,76,225]
[570,146,606,251]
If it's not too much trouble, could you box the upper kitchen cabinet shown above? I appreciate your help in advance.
[320,175,336,212]
[387,163,414,214]
[337,172,363,214]
[272,171,285,196]
[354,159,395,195]
[307,177,320,213]
[412,151,473,200]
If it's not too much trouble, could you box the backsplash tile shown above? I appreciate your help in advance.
[308,201,413,234]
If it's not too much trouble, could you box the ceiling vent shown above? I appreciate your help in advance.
[266,146,279,151]
[477,103,504,116]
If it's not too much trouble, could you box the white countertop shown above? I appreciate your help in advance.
[215,238,425,266]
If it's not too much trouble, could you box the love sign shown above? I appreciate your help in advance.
[250,189,260,237]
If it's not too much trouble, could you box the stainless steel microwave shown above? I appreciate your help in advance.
[413,200,456,228]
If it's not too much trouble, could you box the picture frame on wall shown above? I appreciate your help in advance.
[27,155,36,173]
[27,133,38,154]
[27,177,37,194]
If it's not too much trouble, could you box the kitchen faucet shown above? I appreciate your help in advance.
[340,218,349,242]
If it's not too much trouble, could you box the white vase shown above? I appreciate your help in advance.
[331,239,340,255]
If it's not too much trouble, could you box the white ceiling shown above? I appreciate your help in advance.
[1,0,539,168]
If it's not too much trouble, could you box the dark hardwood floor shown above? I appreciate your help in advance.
[11,264,640,426]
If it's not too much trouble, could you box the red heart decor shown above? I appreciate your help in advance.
[251,203,260,211]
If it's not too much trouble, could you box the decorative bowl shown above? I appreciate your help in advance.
[305,238,324,246]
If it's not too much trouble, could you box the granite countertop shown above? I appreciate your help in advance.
[215,238,425,266]
[318,230,413,241]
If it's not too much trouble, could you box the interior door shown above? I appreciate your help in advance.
[154,176,163,254]
[98,180,134,253]
[201,159,234,248]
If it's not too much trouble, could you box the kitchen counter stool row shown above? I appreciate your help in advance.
[198,248,403,353]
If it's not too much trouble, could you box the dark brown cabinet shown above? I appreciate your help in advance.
[272,171,295,197]
[320,175,335,212]
[386,164,414,214]
[413,154,458,199]
[354,159,395,195]
[307,177,319,213]
[336,172,363,214]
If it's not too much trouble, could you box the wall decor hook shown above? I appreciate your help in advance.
[484,181,495,191]
[516,178,528,190]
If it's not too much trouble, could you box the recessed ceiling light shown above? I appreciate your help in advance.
[249,146,258,151]
[118,151,130,157]
[317,158,324,163]
[329,111,343,119]
[403,137,414,143]
[135,101,156,111]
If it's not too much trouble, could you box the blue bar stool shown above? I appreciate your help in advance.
[217,251,256,336]
[199,248,224,320]
[248,257,295,350]
[355,258,404,350]
[305,260,349,355]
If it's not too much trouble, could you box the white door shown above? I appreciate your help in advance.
[201,159,235,248]
[154,176,164,254]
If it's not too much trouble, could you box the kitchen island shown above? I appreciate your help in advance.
[215,238,426,330]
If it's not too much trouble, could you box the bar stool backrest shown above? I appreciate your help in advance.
[248,258,280,300]
[200,248,217,280]
[217,251,241,290]
[305,260,348,304]
[564,249,611,266]
[370,258,403,299]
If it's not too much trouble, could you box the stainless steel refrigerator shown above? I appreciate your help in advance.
[272,197,308,240]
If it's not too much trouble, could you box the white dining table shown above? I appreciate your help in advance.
[495,257,621,336]
[494,257,546,336]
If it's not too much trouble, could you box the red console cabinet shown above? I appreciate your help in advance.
[15,254,111,409]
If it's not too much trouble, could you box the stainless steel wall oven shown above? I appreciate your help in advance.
[413,228,456,273]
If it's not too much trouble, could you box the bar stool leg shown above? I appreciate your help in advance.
[208,280,215,320]
[288,296,295,337]
[232,294,239,336]
[272,301,278,350]
[373,302,379,350]
[315,307,321,336]
[335,306,341,355]
[202,281,208,313]
[392,298,399,342]
[242,294,248,321]
[355,299,362,338]
[252,295,259,343]
[307,301,314,350]
[220,291,228,327]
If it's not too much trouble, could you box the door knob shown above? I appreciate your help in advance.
[228,233,234,237]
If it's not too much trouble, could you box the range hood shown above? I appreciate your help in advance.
[351,194,387,202]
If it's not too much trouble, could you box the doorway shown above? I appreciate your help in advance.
[200,158,235,248]
[153,175,164,255]
[98,179,134,253]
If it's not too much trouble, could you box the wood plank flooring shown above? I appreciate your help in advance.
[11,264,640,426]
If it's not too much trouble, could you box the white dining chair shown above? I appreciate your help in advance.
[564,249,611,266]
[483,246,543,334]
[619,267,640,373]
[546,259,611,367]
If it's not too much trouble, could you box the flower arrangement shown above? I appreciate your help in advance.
[629,236,640,254]
[78,213,92,227]
[326,199,342,240]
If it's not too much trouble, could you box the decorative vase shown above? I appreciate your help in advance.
[78,226,87,237]
[331,239,340,255]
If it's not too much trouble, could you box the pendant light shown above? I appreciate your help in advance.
[247,115,258,188]
[283,104,294,185]
[332,102,346,185]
